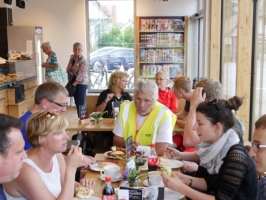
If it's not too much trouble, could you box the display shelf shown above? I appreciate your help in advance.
[135,16,187,81]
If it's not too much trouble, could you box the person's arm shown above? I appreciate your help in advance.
[73,58,88,86]
[176,109,188,119]
[165,147,200,163]
[113,135,125,147]
[155,142,170,156]
[162,172,215,200]
[113,116,125,147]
[156,111,176,156]
[95,90,114,112]
[169,92,178,114]
[183,88,205,147]
[42,52,59,68]
[176,119,186,128]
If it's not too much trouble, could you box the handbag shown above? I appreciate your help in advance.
[65,75,76,97]
[46,66,67,83]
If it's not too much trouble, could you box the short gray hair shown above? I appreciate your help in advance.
[41,42,51,50]
[155,70,169,80]
[134,79,158,106]
[73,42,83,49]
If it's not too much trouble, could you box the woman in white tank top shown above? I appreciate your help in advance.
[3,111,95,200]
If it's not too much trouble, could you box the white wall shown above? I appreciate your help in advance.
[136,0,198,79]
[136,0,197,16]
[8,0,86,71]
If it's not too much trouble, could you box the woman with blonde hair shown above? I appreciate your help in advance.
[4,110,94,200]
[155,70,178,114]
[96,71,132,118]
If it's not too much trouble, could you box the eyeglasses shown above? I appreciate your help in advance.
[206,97,219,111]
[47,99,68,108]
[46,111,55,119]
[250,141,266,152]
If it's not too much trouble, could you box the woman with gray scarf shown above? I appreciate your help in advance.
[162,96,257,200]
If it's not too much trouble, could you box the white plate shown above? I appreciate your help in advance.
[158,159,183,169]
[104,151,125,159]
[143,179,164,187]
[73,197,101,200]
[141,164,148,171]
[90,162,118,172]
[165,188,185,200]
[100,173,122,182]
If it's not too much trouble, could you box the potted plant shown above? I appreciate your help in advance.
[121,168,147,187]
[90,111,107,124]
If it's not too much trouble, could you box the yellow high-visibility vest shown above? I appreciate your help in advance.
[119,101,177,145]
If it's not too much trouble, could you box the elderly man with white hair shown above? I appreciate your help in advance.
[113,79,177,156]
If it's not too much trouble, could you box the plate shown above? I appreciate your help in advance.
[158,159,183,169]
[104,151,125,159]
[143,179,164,187]
[100,173,122,182]
[90,162,118,172]
[141,164,148,171]
[73,197,101,200]
[165,188,185,200]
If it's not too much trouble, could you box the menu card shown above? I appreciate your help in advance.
[119,187,164,200]
[78,105,88,119]
[125,135,132,159]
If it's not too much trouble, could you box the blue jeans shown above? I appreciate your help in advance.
[74,84,88,117]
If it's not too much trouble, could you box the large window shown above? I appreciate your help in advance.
[87,0,134,91]
[252,0,266,132]
[221,0,238,99]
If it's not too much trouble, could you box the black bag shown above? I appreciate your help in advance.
[65,75,76,97]
[72,131,93,156]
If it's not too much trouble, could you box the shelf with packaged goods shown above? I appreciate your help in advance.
[135,16,187,81]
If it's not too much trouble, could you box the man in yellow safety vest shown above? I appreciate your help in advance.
[113,79,177,156]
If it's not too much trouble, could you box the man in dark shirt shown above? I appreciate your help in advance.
[0,114,27,200]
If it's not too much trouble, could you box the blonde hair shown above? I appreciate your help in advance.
[108,71,129,92]
[155,70,169,80]
[173,76,191,92]
[41,42,51,50]
[26,110,68,148]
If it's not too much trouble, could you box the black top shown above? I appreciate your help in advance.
[184,100,190,112]
[195,144,258,200]
[96,89,132,118]
[0,184,7,200]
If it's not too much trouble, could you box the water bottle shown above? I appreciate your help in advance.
[148,144,158,171]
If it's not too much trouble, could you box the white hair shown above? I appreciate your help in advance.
[134,79,158,106]
[155,70,169,80]
[41,42,51,50]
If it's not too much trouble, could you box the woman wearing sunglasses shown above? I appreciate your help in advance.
[162,96,258,200]
[3,110,95,200]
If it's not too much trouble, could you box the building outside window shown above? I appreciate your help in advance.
[87,0,134,91]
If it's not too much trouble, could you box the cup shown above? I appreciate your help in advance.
[148,171,162,186]
[100,165,120,180]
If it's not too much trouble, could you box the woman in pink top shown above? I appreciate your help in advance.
[155,71,178,114]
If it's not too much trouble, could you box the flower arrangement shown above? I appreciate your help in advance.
[121,168,148,187]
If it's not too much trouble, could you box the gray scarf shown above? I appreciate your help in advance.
[196,129,240,174]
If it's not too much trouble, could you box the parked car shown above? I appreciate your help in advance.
[90,47,134,71]
[89,46,121,57]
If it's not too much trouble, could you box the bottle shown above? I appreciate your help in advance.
[102,176,115,200]
[148,144,158,171]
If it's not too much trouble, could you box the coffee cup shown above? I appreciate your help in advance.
[148,171,162,186]
[100,165,120,180]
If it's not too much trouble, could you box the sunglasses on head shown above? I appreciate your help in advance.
[206,97,219,111]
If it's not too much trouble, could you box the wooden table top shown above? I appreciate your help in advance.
[85,154,186,199]
[66,118,184,133]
